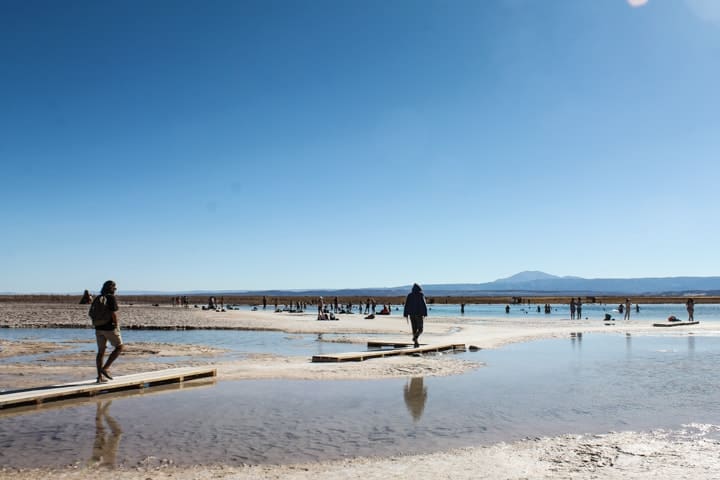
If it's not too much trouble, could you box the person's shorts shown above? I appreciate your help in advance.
[96,328,123,348]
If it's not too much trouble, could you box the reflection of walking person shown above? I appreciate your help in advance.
[403,377,428,422]
[93,280,124,383]
[403,283,428,348]
[90,400,123,466]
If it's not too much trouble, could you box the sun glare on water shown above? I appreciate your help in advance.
[627,0,649,7]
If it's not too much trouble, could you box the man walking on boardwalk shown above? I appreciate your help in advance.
[403,283,428,348]
[90,280,124,383]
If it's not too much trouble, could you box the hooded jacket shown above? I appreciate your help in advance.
[403,283,428,317]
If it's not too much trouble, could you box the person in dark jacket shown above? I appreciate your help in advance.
[403,283,428,348]
[94,280,124,383]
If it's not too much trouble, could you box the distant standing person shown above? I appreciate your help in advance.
[576,298,582,319]
[90,280,124,383]
[403,283,428,348]
[686,298,695,322]
[624,298,631,321]
[570,298,576,320]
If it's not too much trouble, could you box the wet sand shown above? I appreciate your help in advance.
[2,303,719,478]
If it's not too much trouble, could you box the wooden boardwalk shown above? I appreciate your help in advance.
[652,321,700,327]
[0,366,216,410]
[312,343,466,363]
[367,341,417,348]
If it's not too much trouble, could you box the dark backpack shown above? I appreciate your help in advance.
[89,295,113,327]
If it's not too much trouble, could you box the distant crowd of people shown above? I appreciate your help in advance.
[498,297,697,324]
[315,296,395,320]
[171,296,190,308]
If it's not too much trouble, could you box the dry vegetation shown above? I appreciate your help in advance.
[2,294,718,306]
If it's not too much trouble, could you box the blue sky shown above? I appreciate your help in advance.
[2,0,719,293]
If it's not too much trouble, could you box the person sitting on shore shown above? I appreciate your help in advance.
[79,289,93,305]
[317,311,337,321]
[378,305,390,315]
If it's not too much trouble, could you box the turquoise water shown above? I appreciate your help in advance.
[1,333,718,468]
[233,302,720,322]
[426,302,719,322]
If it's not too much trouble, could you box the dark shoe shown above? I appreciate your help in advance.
[97,376,108,384]
[101,369,113,380]
[414,342,420,348]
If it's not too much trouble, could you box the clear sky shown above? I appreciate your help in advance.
[2,0,719,293]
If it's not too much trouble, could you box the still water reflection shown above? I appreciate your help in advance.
[1,334,719,469]
[0,328,368,366]
[403,377,427,422]
[91,400,122,467]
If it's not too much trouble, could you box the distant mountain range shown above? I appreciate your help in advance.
[424,271,720,296]
[113,271,720,297]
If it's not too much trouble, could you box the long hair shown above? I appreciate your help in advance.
[100,280,116,295]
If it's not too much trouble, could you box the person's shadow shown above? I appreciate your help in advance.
[90,400,123,467]
[403,377,428,422]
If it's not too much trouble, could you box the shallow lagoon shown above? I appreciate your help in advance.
[1,333,718,468]
[0,328,364,365]
[234,302,720,322]
[426,302,720,322]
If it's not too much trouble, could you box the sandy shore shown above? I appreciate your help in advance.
[2,303,719,478]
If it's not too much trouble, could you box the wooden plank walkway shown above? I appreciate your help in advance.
[312,343,466,363]
[0,377,216,418]
[367,341,417,348]
[652,321,700,327]
[0,366,217,410]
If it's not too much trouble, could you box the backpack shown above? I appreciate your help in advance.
[89,295,113,327]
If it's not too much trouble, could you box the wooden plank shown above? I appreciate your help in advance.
[367,341,417,348]
[0,377,216,419]
[0,366,216,410]
[312,343,466,363]
[652,321,700,327]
